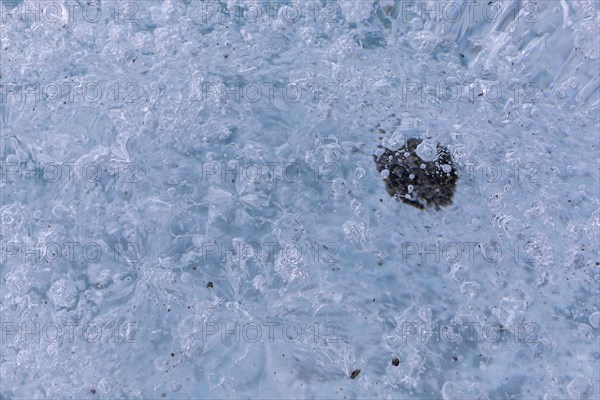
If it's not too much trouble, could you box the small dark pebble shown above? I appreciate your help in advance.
[391,357,400,366]
[349,369,361,379]
[170,352,175,357]
[206,281,213,288]
[374,138,458,210]
[90,389,96,394]
[452,356,459,361]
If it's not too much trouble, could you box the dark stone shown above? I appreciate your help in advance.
[349,369,361,379]
[374,138,458,210]
[391,357,400,366]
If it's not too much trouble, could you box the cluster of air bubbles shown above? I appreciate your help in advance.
[331,178,347,199]
[354,161,366,182]
[350,199,366,218]
[342,219,366,245]
[47,278,79,308]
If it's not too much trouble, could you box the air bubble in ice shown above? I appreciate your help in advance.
[416,140,437,162]
[460,281,480,300]
[355,167,366,179]
[577,323,594,341]
[589,311,600,329]
[566,377,593,400]
[450,264,469,283]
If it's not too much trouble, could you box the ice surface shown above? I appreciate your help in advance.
[1,0,599,399]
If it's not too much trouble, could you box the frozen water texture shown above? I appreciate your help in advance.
[1,0,599,399]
